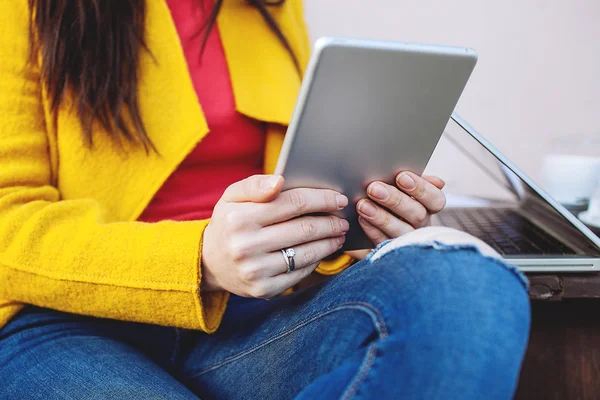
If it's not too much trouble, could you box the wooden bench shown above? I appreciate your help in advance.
[516,274,600,399]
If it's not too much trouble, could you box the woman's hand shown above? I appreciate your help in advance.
[201,175,349,299]
[356,171,446,246]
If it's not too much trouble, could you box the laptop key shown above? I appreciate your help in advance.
[437,208,576,256]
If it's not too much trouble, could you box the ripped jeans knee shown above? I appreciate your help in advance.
[363,226,529,289]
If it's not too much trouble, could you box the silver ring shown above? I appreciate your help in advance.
[280,248,296,273]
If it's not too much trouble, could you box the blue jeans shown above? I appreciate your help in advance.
[0,244,530,399]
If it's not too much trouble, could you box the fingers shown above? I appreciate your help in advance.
[267,235,346,276]
[232,235,345,299]
[363,173,445,232]
[264,235,346,292]
[254,188,348,226]
[239,235,345,299]
[357,198,415,237]
[423,175,445,189]
[345,249,371,260]
[366,181,430,228]
[358,216,391,246]
[263,262,319,299]
[259,215,350,252]
[221,175,284,203]
[395,172,446,213]
[366,182,429,228]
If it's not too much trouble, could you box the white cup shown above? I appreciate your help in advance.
[542,155,600,206]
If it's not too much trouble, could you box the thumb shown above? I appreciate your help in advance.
[221,175,284,203]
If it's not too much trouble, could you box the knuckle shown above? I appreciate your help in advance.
[224,209,244,229]
[414,183,427,199]
[328,238,340,253]
[250,284,271,299]
[247,175,262,193]
[390,193,404,210]
[323,192,336,210]
[379,211,392,229]
[240,263,261,283]
[238,180,251,200]
[228,239,250,262]
[299,218,317,241]
[413,208,429,224]
[374,231,387,243]
[288,190,308,212]
[329,216,340,235]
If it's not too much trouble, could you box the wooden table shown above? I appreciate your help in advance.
[515,274,600,399]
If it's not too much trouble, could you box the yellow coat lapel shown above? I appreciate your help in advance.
[217,0,308,125]
[54,0,310,221]
[216,1,312,175]
[55,0,210,221]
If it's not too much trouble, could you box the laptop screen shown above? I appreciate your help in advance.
[425,114,600,258]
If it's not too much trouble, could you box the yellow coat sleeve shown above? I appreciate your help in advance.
[0,2,228,332]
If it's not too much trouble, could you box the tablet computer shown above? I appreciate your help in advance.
[275,37,478,250]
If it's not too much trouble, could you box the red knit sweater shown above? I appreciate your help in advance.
[139,0,266,222]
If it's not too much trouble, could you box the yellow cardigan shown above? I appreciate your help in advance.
[0,1,352,332]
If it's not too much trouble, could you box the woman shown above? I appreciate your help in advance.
[0,0,530,398]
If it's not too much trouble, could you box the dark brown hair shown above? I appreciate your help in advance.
[29,0,297,152]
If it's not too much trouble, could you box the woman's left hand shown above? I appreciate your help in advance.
[356,171,447,246]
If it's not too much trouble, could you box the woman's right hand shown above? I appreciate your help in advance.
[201,174,349,299]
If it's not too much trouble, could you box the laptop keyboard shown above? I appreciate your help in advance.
[434,208,576,256]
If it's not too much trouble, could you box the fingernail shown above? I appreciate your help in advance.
[261,175,281,191]
[358,200,377,217]
[368,182,388,200]
[337,235,346,246]
[339,219,350,232]
[336,195,348,209]
[397,173,415,190]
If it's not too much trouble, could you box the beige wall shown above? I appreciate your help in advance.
[303,0,600,191]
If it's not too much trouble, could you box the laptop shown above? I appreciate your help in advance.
[431,113,600,272]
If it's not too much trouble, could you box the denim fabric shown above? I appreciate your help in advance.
[0,244,531,399]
